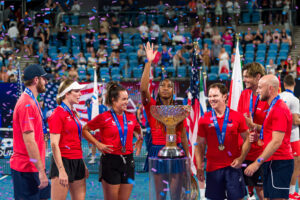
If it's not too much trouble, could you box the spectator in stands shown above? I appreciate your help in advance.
[287,57,297,78]
[70,0,80,16]
[173,47,186,70]
[277,59,288,77]
[98,52,108,68]
[212,39,222,65]
[184,37,193,52]
[212,30,222,44]
[0,43,13,59]
[97,45,107,58]
[201,43,211,68]
[85,29,95,53]
[7,63,16,78]
[225,0,234,25]
[7,23,19,50]
[283,0,290,23]
[204,23,213,38]
[110,34,120,52]
[109,51,120,67]
[24,21,34,56]
[188,0,197,24]
[233,0,241,25]
[252,29,263,45]
[156,0,166,13]
[87,52,97,68]
[222,30,233,47]
[99,17,109,37]
[0,66,9,82]
[68,66,79,81]
[58,65,69,81]
[191,22,203,40]
[85,73,92,82]
[44,58,54,74]
[243,29,254,46]
[261,0,271,24]
[57,21,69,46]
[98,30,107,46]
[197,0,206,26]
[272,29,281,45]
[137,44,146,65]
[165,7,176,26]
[138,21,149,44]
[161,45,173,67]
[77,52,87,69]
[161,32,172,46]
[150,21,160,44]
[173,31,185,45]
[42,23,50,50]
[218,47,230,74]
[110,16,120,36]
[281,28,292,46]
[266,58,277,74]
[215,0,223,26]
[264,29,273,45]
[274,0,283,24]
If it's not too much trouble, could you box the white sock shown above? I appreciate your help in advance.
[290,185,296,194]
[200,188,205,197]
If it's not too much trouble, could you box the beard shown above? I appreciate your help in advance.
[36,78,46,93]
[259,93,269,101]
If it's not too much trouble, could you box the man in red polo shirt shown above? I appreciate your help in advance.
[237,62,269,200]
[245,74,294,200]
[10,64,51,200]
[195,83,250,200]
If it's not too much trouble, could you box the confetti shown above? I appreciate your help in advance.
[151,168,157,172]
[29,158,37,163]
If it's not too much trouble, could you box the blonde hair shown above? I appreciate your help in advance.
[56,79,75,105]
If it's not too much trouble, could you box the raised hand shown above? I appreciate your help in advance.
[144,42,157,63]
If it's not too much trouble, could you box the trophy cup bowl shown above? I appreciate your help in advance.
[150,105,191,158]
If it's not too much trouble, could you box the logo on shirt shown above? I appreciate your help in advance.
[208,123,214,127]
[128,121,133,125]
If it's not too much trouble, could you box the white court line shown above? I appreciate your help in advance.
[0,175,8,180]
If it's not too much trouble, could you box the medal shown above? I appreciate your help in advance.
[257,139,264,146]
[122,146,126,153]
[218,144,225,151]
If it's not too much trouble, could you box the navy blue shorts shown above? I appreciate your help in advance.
[206,166,246,200]
[242,160,264,187]
[11,168,51,200]
[263,159,294,199]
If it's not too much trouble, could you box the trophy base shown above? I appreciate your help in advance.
[158,146,185,158]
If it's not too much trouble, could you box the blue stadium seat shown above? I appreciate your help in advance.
[242,13,251,23]
[147,14,157,25]
[224,45,232,54]
[138,15,147,25]
[124,45,134,53]
[256,50,266,56]
[120,53,127,60]
[59,46,69,54]
[246,44,255,51]
[269,43,278,51]
[100,74,111,82]
[157,15,166,26]
[77,67,86,81]
[100,67,109,76]
[85,53,92,59]
[278,51,288,58]
[257,43,266,51]
[48,46,57,54]
[119,59,128,68]
[72,47,80,56]
[128,52,138,60]
[49,52,58,60]
[62,15,69,25]
[111,67,120,76]
[129,59,138,68]
[165,66,176,77]
[123,39,132,46]
[112,74,121,81]
[87,68,95,81]
[71,15,79,25]
[245,52,254,59]
[219,73,229,80]
[267,50,277,58]
[210,66,219,74]
[280,42,289,50]
[207,73,218,81]
[133,67,143,78]
[177,66,187,78]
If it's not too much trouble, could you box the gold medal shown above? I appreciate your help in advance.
[218,144,225,151]
[257,139,264,146]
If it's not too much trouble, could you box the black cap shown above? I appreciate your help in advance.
[23,64,51,81]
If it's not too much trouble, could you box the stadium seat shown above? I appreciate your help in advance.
[119,59,128,68]
[124,45,134,53]
[267,50,277,58]
[219,73,229,80]
[120,53,127,60]
[85,53,92,59]
[242,13,251,23]
[207,73,218,81]
[246,44,255,52]
[71,15,79,25]
[111,67,121,76]
[210,66,219,74]
[129,59,138,68]
[100,67,109,76]
[165,66,176,77]
[269,43,278,51]
[59,46,69,54]
[72,47,80,56]
[155,67,162,78]
[157,15,166,26]
[280,42,289,50]
[257,43,266,51]
[224,45,232,54]
[112,74,121,81]
[128,52,138,60]
[100,74,111,82]
[138,14,147,25]
[133,67,143,78]
[177,66,187,78]
[77,67,86,81]
[256,50,266,56]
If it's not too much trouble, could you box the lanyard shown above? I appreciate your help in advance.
[110,110,128,148]
[61,102,82,141]
[211,107,230,146]
[259,95,280,140]
[285,89,294,96]
[24,88,47,134]
[249,92,260,119]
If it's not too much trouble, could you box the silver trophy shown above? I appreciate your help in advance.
[150,105,190,158]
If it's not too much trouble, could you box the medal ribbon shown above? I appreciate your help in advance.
[61,102,82,141]
[24,88,47,134]
[110,110,128,151]
[285,89,294,96]
[212,107,230,147]
[259,95,280,140]
[249,92,260,119]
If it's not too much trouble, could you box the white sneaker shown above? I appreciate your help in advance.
[88,156,96,164]
[248,195,256,200]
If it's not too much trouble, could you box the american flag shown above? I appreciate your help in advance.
[186,53,207,175]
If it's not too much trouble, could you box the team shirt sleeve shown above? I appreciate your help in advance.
[271,107,288,133]
[48,109,63,134]
[19,102,36,134]
[87,113,104,131]
[197,117,206,138]
[133,115,141,133]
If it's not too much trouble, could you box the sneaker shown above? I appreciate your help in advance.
[289,193,297,200]
[292,192,300,199]
[88,156,96,164]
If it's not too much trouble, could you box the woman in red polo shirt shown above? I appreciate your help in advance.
[48,79,88,200]
[82,82,143,200]
[140,42,189,199]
